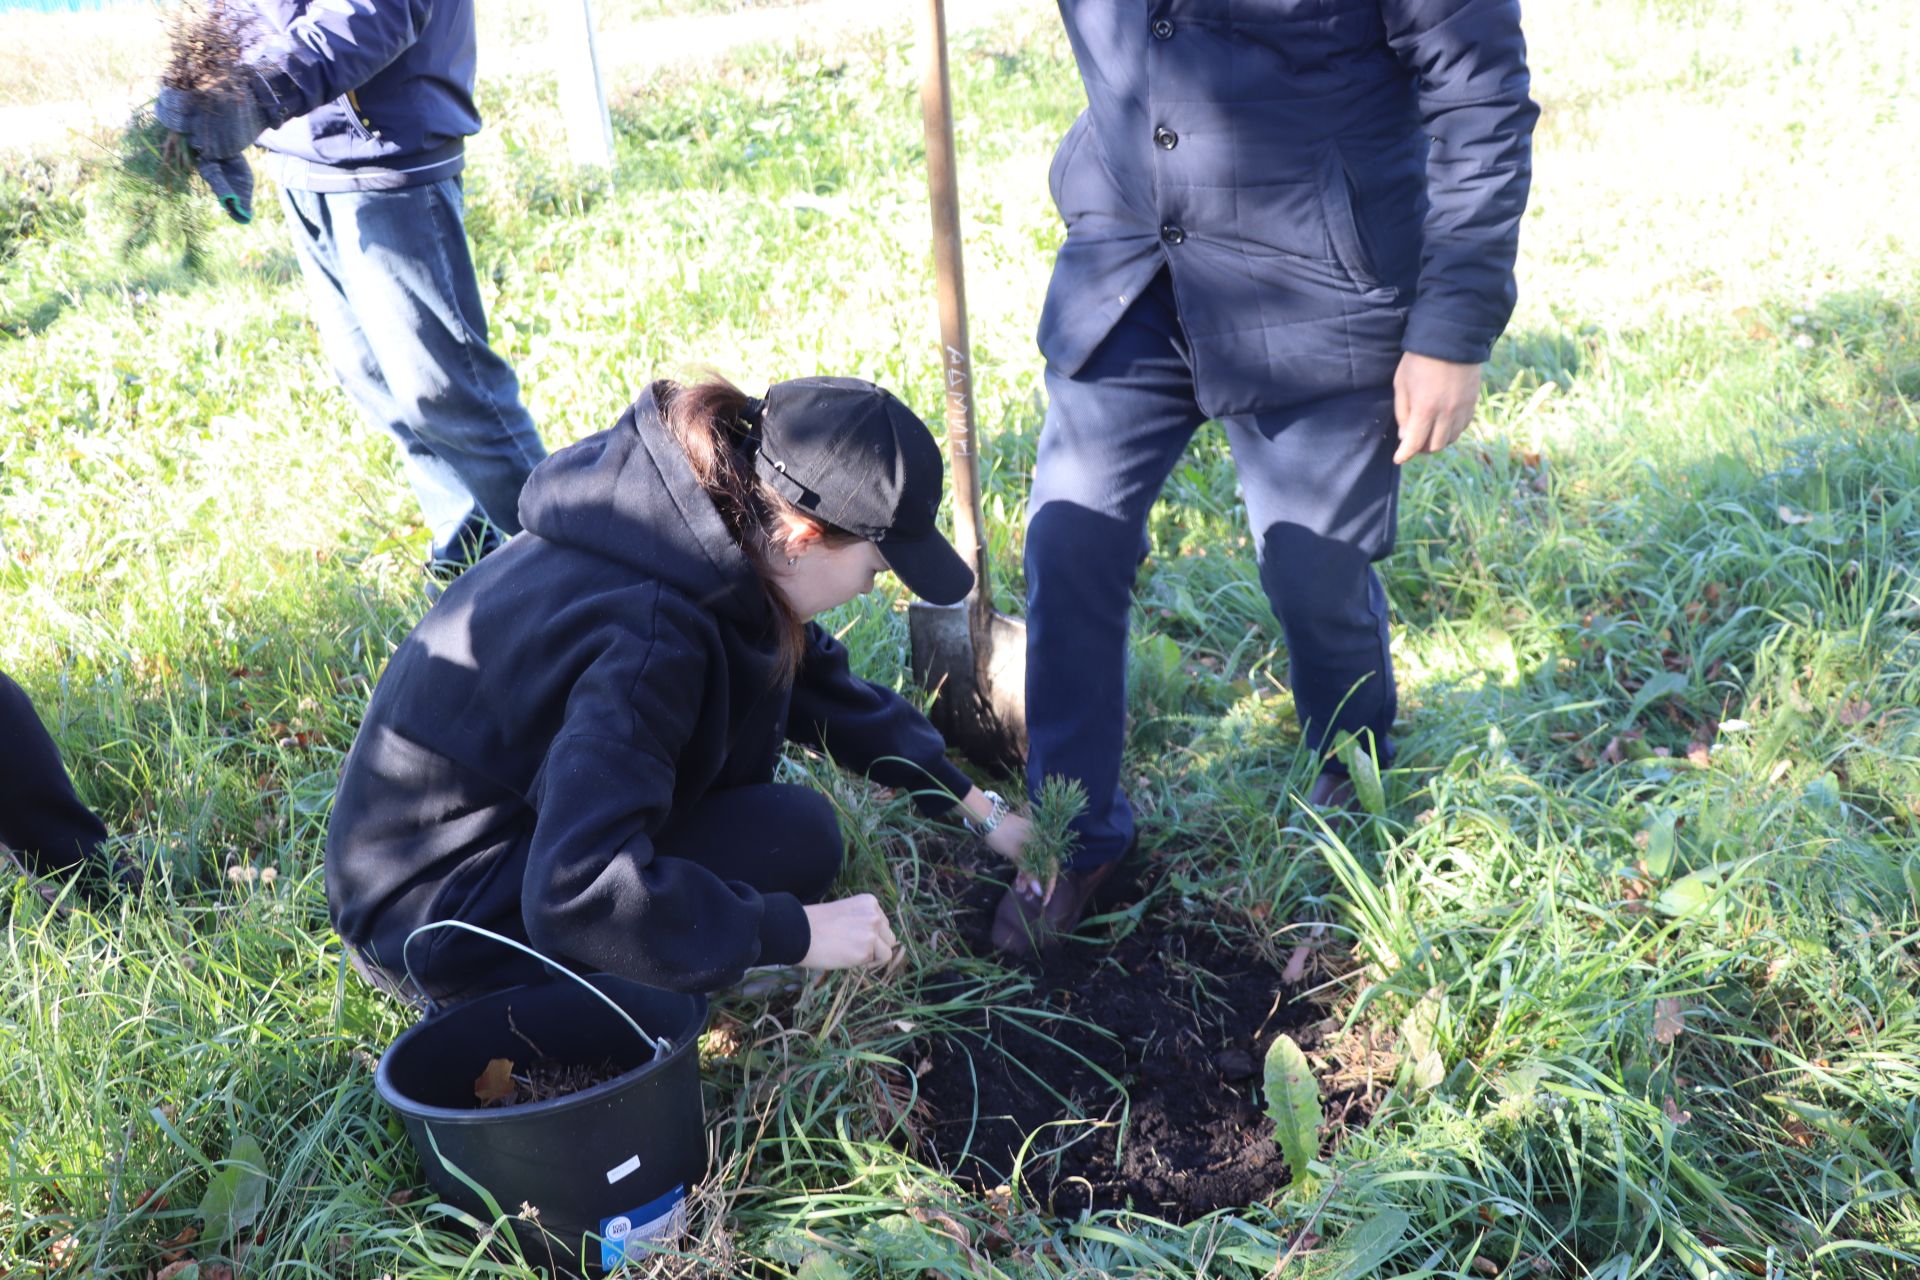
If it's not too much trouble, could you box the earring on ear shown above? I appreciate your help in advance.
[787,555,797,566]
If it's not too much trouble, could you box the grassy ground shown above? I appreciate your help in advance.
[3,0,1919,1276]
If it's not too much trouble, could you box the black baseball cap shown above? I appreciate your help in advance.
[748,376,974,606]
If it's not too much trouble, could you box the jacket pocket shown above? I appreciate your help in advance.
[1319,144,1382,290]
[342,89,375,144]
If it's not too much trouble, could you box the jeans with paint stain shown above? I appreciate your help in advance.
[280,177,547,566]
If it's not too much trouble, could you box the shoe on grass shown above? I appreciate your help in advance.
[1305,771,1359,813]
[732,964,806,999]
[1,842,145,913]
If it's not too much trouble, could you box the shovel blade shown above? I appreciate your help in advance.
[908,599,1028,775]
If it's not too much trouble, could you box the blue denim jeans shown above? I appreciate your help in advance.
[1026,270,1401,867]
[280,178,547,564]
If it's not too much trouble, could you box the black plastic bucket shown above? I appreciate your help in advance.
[374,933,709,1275]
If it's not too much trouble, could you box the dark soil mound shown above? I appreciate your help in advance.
[914,867,1353,1221]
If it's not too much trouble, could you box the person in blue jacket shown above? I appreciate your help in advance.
[154,0,547,582]
[996,0,1540,954]
[327,376,1031,1003]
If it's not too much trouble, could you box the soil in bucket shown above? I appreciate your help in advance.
[911,854,1374,1221]
[377,974,708,1277]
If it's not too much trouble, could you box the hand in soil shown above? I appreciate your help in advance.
[1011,870,1051,904]
[800,893,898,971]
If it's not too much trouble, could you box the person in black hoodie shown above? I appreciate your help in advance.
[327,375,1030,1002]
[1,672,121,899]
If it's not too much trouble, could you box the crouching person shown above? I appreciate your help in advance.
[326,376,1028,1003]
[1,671,141,901]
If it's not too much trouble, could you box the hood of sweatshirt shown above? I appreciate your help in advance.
[517,382,771,628]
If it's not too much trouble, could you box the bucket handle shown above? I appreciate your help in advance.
[402,920,670,1060]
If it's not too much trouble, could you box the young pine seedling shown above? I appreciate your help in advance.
[1020,775,1088,901]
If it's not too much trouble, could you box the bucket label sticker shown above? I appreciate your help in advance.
[599,1184,685,1271]
[605,1154,641,1185]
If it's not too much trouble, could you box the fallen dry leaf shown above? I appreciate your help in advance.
[1653,998,1687,1045]
[1687,741,1713,768]
[47,1235,80,1268]
[909,1203,973,1251]
[1777,505,1813,525]
[1836,699,1874,727]
[159,1224,199,1262]
[156,1261,197,1280]
[473,1058,517,1106]
[1664,1096,1692,1126]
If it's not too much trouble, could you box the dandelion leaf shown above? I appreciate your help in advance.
[197,1131,268,1248]
[1262,1033,1322,1192]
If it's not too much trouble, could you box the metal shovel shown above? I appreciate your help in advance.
[906,0,1028,775]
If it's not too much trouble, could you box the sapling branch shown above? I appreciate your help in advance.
[1020,776,1088,900]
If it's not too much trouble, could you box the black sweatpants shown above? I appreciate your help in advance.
[0,672,109,875]
[353,782,844,1005]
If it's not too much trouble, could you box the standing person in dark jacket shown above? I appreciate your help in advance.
[997,0,1539,954]
[154,0,547,581]
[327,376,1032,1002]
[0,672,137,900]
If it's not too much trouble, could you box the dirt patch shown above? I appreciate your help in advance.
[913,864,1365,1220]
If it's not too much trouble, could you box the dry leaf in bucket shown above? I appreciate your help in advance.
[472,1055,627,1108]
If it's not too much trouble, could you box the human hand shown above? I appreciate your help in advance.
[196,154,254,223]
[799,894,897,970]
[1392,352,1483,465]
[154,80,270,161]
[982,811,1032,868]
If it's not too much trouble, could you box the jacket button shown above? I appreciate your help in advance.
[1151,18,1174,39]
[1154,125,1178,150]
[1160,224,1186,246]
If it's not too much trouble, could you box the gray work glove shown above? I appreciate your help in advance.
[197,154,254,224]
[154,79,271,161]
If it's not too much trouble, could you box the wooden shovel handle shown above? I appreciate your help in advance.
[918,0,991,619]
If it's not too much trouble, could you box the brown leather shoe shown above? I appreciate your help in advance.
[989,846,1136,959]
[1305,772,1358,813]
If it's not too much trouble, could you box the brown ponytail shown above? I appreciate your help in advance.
[659,376,861,682]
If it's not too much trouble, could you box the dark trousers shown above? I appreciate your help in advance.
[1025,271,1401,867]
[0,673,109,875]
[355,783,844,1005]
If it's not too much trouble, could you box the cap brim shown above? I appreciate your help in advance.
[879,532,974,606]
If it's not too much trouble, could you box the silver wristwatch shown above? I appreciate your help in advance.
[962,789,1009,839]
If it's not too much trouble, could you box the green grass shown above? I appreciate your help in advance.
[4,0,1920,1276]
